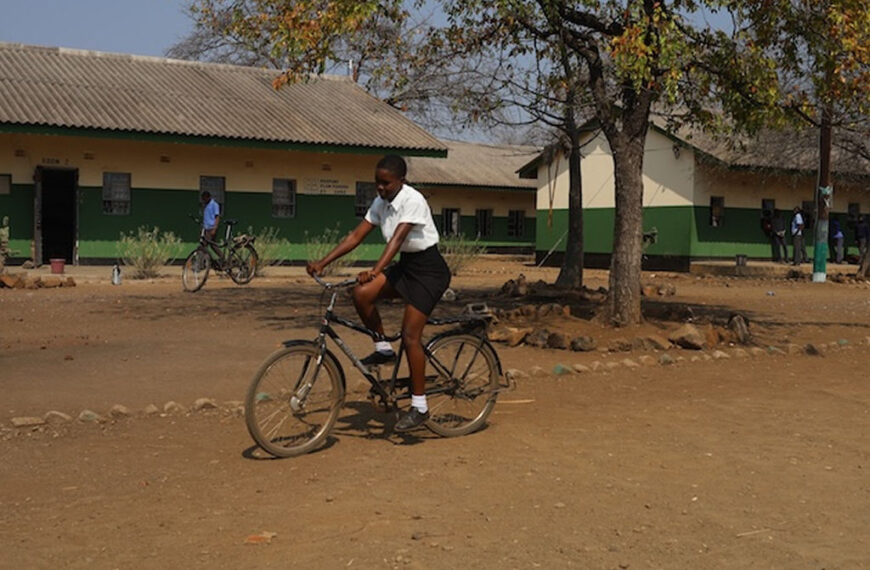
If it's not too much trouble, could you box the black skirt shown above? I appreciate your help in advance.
[384,245,451,316]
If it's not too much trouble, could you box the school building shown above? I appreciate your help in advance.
[521,123,870,271]
[0,43,537,266]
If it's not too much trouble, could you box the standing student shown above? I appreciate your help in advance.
[307,155,451,432]
[791,206,805,265]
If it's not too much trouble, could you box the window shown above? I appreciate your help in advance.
[0,174,10,195]
[200,176,225,206]
[761,199,775,218]
[355,182,377,217]
[272,178,296,218]
[442,208,460,236]
[710,196,724,227]
[475,209,493,238]
[102,172,131,215]
[848,202,861,222]
[508,210,525,237]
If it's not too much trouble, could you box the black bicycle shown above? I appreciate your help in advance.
[244,274,514,458]
[182,218,258,292]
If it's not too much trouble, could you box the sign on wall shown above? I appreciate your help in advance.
[302,178,350,195]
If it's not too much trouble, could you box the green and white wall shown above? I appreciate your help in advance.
[534,128,870,270]
[0,130,534,264]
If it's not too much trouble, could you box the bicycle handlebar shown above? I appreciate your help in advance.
[311,273,358,289]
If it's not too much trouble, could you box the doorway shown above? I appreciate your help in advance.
[36,167,78,264]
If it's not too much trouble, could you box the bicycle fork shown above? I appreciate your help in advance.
[289,347,325,413]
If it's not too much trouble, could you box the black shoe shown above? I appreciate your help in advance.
[361,350,396,366]
[394,408,430,432]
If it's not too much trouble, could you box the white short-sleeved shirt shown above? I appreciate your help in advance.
[364,184,440,252]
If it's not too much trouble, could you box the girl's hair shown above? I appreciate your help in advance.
[376,154,407,178]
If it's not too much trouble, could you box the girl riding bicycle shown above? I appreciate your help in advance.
[307,155,451,432]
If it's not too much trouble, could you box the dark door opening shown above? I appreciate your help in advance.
[39,168,78,264]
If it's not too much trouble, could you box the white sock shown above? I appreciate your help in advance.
[374,341,393,354]
[411,394,428,413]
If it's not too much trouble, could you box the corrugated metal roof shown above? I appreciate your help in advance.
[0,42,446,154]
[408,139,539,189]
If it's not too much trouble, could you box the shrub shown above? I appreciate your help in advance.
[305,224,357,276]
[247,226,289,276]
[440,234,487,275]
[117,226,181,278]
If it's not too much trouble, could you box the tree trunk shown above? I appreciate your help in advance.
[859,249,870,278]
[607,136,646,326]
[555,129,583,288]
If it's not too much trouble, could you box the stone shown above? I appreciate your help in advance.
[546,332,570,350]
[78,410,107,423]
[659,353,676,365]
[607,338,633,352]
[11,416,45,428]
[553,364,572,375]
[703,325,720,348]
[589,361,604,372]
[641,285,659,297]
[712,350,730,360]
[143,404,160,416]
[40,276,62,288]
[20,260,35,269]
[784,343,803,355]
[732,348,749,358]
[23,277,41,289]
[767,346,786,355]
[605,362,621,370]
[506,328,533,347]
[638,355,657,367]
[192,397,219,411]
[0,274,22,288]
[658,283,677,296]
[505,368,528,379]
[520,304,537,317]
[749,347,766,357]
[43,410,73,424]
[804,344,825,356]
[642,335,671,350]
[163,401,186,414]
[668,324,705,350]
[529,366,548,377]
[525,328,551,348]
[108,404,133,418]
[837,339,849,347]
[728,314,751,344]
[63,277,76,287]
[570,336,596,352]
[621,358,640,368]
[572,364,590,373]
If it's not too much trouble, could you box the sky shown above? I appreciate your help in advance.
[0,0,193,57]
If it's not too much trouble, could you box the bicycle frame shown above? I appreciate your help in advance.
[305,281,492,407]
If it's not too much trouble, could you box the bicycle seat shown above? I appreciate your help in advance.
[224,219,239,226]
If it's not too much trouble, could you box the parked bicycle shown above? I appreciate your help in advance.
[244,274,514,458]
[182,217,258,292]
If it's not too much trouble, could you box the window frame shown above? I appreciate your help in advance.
[0,174,10,195]
[442,207,460,236]
[355,181,377,218]
[709,196,725,227]
[475,208,493,238]
[199,175,226,207]
[272,178,296,218]
[507,209,525,237]
[101,171,131,216]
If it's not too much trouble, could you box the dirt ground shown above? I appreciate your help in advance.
[1,259,868,569]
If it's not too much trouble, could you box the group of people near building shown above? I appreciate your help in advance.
[762,208,869,266]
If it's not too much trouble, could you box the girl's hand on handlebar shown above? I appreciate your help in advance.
[306,261,325,276]
[357,269,380,284]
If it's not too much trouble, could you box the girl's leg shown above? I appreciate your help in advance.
[401,303,429,397]
[351,273,399,337]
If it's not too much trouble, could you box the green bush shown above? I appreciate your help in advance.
[440,234,487,275]
[305,224,358,276]
[117,226,181,278]
[247,226,289,276]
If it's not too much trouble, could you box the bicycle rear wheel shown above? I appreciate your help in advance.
[182,248,210,292]
[228,244,258,285]
[424,333,500,437]
[245,343,345,457]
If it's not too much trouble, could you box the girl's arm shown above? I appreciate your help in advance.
[307,220,375,275]
[358,223,413,283]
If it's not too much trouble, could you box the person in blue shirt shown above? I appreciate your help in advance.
[201,191,221,241]
[830,218,845,264]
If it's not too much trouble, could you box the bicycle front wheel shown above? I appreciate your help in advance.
[182,248,210,292]
[424,333,500,437]
[245,344,345,458]
[228,244,258,285]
